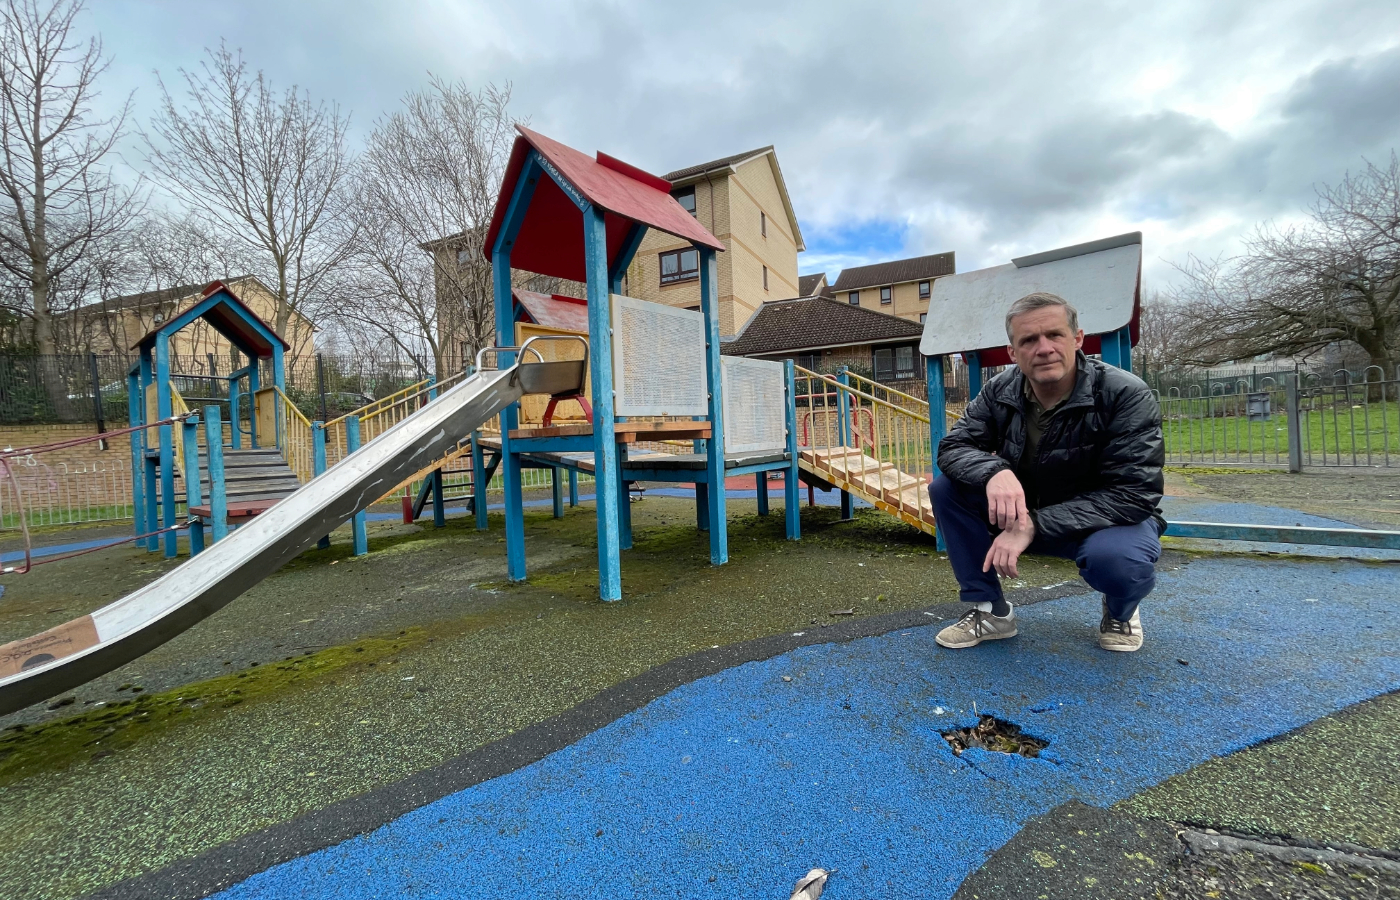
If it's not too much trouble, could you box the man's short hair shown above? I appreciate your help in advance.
[1005,291,1079,341]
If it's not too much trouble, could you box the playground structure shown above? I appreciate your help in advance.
[4,136,1400,718]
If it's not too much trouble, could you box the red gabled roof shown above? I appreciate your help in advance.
[484,126,724,283]
[513,289,589,334]
[132,280,288,357]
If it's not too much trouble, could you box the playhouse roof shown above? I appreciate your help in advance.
[918,232,1141,365]
[132,280,288,357]
[484,126,724,284]
[514,289,590,334]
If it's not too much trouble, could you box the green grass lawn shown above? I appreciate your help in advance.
[1162,402,1400,464]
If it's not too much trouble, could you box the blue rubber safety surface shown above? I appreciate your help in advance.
[215,554,1400,900]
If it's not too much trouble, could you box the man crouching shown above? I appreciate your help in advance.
[929,291,1165,652]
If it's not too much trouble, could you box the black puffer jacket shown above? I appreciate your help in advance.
[937,352,1165,540]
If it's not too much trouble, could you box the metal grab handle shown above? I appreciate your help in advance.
[476,334,590,380]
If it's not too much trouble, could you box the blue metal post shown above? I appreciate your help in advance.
[926,354,948,552]
[836,366,854,520]
[493,267,526,582]
[583,205,623,598]
[182,415,205,556]
[617,448,633,550]
[203,406,228,543]
[128,370,146,543]
[432,470,445,528]
[228,369,242,450]
[784,360,801,540]
[695,481,710,531]
[551,467,564,518]
[346,415,368,556]
[155,335,177,557]
[756,471,769,515]
[471,430,488,530]
[140,348,158,551]
[1118,326,1133,373]
[568,469,578,507]
[699,246,727,565]
[247,361,261,449]
[966,352,983,399]
[313,421,330,549]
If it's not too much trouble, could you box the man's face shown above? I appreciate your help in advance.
[1007,305,1085,386]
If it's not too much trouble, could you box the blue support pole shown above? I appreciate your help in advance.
[617,447,633,550]
[432,470,445,528]
[568,469,578,507]
[583,204,623,598]
[155,335,177,558]
[272,344,285,392]
[836,366,854,520]
[203,406,228,543]
[756,470,769,515]
[313,421,330,549]
[1119,326,1133,374]
[699,246,728,565]
[128,370,146,543]
[228,370,242,450]
[247,362,261,449]
[493,267,526,582]
[551,467,564,518]
[182,415,205,556]
[966,351,983,399]
[926,354,948,552]
[140,349,158,551]
[471,430,488,530]
[346,415,368,556]
[784,359,801,541]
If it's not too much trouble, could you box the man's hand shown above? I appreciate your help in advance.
[985,469,1028,530]
[983,516,1035,579]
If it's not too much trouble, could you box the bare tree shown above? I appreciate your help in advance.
[144,43,352,343]
[337,78,515,376]
[1172,153,1400,376]
[0,0,140,356]
[1132,290,1193,377]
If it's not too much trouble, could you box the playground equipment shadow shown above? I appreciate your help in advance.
[0,495,1080,900]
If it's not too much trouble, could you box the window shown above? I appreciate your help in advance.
[919,280,930,298]
[919,313,927,325]
[848,291,860,305]
[796,352,820,371]
[456,249,471,267]
[896,345,916,379]
[874,348,895,381]
[760,210,767,237]
[763,266,769,290]
[673,187,696,216]
[880,286,892,304]
[659,248,699,285]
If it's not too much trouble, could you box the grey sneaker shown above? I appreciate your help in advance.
[936,603,1017,649]
[1099,601,1144,652]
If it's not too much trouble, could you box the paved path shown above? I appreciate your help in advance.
[210,551,1400,899]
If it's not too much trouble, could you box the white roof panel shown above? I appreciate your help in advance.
[919,238,1141,357]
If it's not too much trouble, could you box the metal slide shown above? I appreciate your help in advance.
[0,346,583,716]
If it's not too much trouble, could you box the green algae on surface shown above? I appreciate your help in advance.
[0,630,425,787]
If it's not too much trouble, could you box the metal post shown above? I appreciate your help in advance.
[203,406,228,543]
[784,359,801,540]
[316,353,329,422]
[568,469,578,507]
[140,350,158,552]
[695,481,710,531]
[182,415,205,556]
[471,431,488,530]
[551,467,564,518]
[247,362,260,449]
[155,336,178,558]
[313,421,330,549]
[699,246,727,565]
[966,352,983,400]
[617,446,633,550]
[756,470,769,515]
[89,352,107,443]
[346,415,368,556]
[128,369,145,542]
[836,366,854,520]
[926,354,948,552]
[583,204,623,596]
[432,470,445,528]
[1119,326,1133,374]
[1286,373,1303,474]
[229,371,242,450]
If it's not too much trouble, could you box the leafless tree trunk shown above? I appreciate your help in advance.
[1133,290,1192,378]
[144,44,352,343]
[337,78,514,377]
[0,0,140,362]
[1171,153,1400,382]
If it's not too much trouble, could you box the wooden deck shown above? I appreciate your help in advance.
[798,446,936,536]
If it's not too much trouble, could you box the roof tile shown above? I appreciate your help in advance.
[722,297,924,357]
[830,252,955,292]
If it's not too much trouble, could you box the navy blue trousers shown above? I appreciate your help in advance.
[929,474,1160,620]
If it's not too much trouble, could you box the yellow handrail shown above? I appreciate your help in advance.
[272,386,316,483]
[320,369,473,483]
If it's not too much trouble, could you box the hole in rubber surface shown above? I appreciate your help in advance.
[941,715,1049,758]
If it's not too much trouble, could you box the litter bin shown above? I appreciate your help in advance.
[1246,391,1271,421]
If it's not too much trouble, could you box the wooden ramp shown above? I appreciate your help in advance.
[798,446,936,536]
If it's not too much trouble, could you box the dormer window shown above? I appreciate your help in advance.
[673,186,696,216]
[919,280,931,298]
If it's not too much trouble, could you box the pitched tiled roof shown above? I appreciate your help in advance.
[664,146,772,182]
[798,272,828,297]
[830,252,956,292]
[722,297,924,357]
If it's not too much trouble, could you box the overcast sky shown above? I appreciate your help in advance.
[88,0,1400,288]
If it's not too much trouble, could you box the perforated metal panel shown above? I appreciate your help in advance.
[722,357,787,453]
[610,293,709,417]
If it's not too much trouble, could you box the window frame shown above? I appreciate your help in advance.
[895,345,916,380]
[659,248,700,286]
[918,280,930,299]
[880,285,892,304]
[760,210,767,237]
[873,347,895,381]
[848,291,860,305]
[762,265,768,291]
[673,186,697,217]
